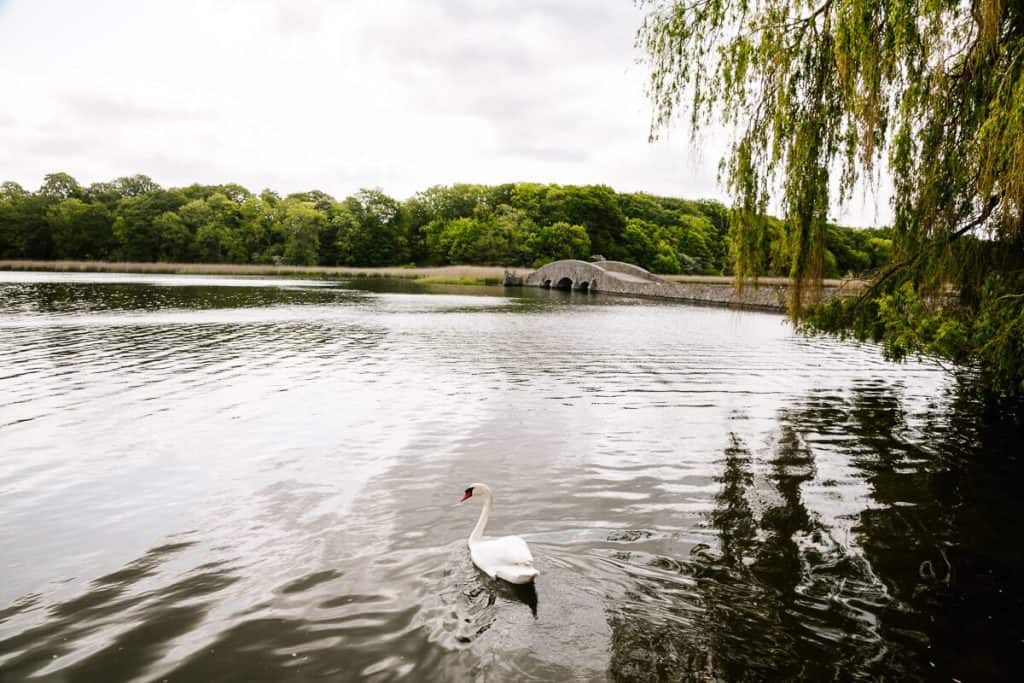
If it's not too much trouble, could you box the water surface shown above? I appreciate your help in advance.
[1,271,1021,680]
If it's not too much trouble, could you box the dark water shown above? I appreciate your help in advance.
[1,271,1021,681]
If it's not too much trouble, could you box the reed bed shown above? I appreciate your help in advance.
[0,260,527,281]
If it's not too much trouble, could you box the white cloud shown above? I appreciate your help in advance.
[0,0,889,225]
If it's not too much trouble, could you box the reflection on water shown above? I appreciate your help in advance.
[608,383,1023,681]
[1,272,1021,681]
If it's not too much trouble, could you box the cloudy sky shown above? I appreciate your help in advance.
[0,0,887,225]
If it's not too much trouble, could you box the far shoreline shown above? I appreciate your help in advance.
[0,259,844,288]
[0,259,525,284]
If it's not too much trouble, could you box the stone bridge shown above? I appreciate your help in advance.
[524,259,675,295]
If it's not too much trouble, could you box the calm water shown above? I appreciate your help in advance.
[1,271,1022,681]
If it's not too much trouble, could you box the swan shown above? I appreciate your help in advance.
[459,483,538,584]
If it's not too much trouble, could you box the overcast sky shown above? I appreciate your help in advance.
[0,0,888,226]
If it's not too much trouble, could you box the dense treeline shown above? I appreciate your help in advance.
[0,172,890,276]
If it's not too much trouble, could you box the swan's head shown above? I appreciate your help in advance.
[459,482,490,503]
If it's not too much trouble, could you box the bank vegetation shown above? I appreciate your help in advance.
[1,174,889,280]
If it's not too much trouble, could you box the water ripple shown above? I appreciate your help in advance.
[2,273,1021,680]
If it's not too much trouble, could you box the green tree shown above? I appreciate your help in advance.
[414,184,491,222]
[676,214,717,274]
[112,190,187,261]
[620,218,659,269]
[556,185,627,258]
[640,0,1024,393]
[336,189,407,266]
[617,192,679,228]
[85,181,124,206]
[192,222,239,263]
[825,226,871,277]
[525,222,591,266]
[216,183,253,205]
[38,172,83,201]
[238,198,276,263]
[651,241,683,274]
[47,199,113,259]
[429,206,534,265]
[154,211,192,262]
[0,182,33,257]
[420,217,453,264]
[275,200,323,266]
[2,186,54,259]
[866,236,893,269]
[488,205,534,265]
[1,181,29,202]
[443,217,487,263]
[113,175,161,198]
[11,174,87,258]
[405,184,514,264]
[511,184,626,258]
[181,193,246,263]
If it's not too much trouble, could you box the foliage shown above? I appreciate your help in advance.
[639,0,1024,394]
[47,199,112,260]
[0,173,884,281]
[336,189,408,267]
[525,222,592,265]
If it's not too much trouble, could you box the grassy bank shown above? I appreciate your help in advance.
[414,276,503,286]
[0,260,527,282]
[0,259,858,290]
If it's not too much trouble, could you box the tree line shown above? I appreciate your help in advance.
[0,172,890,277]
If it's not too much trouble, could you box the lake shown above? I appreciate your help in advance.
[1,271,1021,681]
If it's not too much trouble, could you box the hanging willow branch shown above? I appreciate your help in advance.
[638,0,1024,394]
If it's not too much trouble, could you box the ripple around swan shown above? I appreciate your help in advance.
[2,273,1023,680]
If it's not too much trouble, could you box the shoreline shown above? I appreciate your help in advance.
[0,259,526,282]
[0,259,865,311]
[0,259,852,288]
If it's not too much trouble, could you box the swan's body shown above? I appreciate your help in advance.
[461,483,538,584]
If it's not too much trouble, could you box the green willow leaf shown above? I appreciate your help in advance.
[639,0,1024,396]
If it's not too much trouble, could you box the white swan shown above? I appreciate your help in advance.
[459,483,538,584]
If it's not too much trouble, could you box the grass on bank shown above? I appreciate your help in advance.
[415,276,502,286]
[0,260,524,283]
[0,259,855,289]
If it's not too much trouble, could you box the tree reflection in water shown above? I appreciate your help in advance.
[608,380,1024,681]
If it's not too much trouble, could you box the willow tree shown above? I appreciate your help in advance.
[639,0,1024,394]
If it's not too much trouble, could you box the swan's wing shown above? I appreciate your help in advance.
[470,536,538,584]
[470,535,534,570]
[499,535,534,564]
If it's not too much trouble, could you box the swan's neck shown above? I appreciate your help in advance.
[469,490,493,543]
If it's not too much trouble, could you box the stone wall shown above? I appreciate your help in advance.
[662,280,789,310]
[640,280,847,311]
[521,259,846,311]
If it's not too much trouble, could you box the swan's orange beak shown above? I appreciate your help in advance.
[460,491,472,502]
